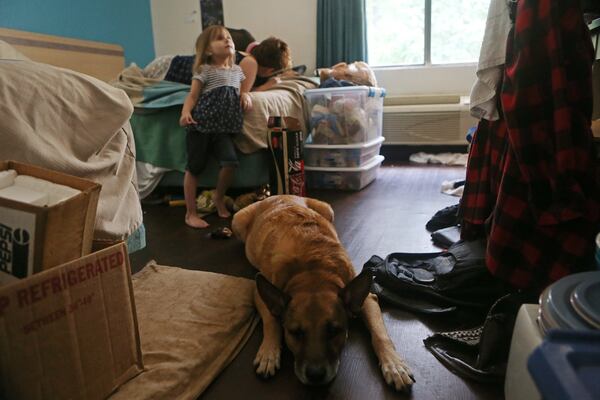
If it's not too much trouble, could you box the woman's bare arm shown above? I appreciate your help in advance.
[239,54,257,93]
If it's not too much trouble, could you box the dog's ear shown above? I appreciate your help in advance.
[256,273,291,317]
[340,270,373,316]
[305,198,334,222]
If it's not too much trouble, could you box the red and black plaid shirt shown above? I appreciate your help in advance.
[461,0,600,292]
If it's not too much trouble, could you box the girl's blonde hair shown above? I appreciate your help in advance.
[192,25,234,74]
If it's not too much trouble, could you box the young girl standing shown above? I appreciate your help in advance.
[179,26,252,228]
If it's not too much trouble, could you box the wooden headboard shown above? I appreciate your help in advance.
[0,27,125,82]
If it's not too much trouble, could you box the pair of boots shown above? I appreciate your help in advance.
[423,292,534,383]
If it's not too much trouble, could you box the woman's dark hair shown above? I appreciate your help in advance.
[251,37,292,71]
[227,28,256,54]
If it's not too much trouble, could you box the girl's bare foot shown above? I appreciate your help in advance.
[214,197,231,218]
[185,213,209,228]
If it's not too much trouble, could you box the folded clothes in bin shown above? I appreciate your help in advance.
[305,86,385,145]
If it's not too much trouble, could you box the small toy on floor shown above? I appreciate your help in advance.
[210,227,232,239]
[196,190,234,214]
[233,185,269,212]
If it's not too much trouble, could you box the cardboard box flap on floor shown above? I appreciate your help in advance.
[0,161,101,279]
[0,242,143,399]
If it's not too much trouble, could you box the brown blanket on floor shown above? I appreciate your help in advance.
[110,263,258,400]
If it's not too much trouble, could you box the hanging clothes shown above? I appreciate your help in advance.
[469,0,512,121]
[461,0,600,292]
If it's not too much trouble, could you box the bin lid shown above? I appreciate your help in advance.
[304,155,384,172]
[304,86,386,98]
[304,136,385,150]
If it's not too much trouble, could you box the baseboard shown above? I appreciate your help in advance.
[380,144,469,163]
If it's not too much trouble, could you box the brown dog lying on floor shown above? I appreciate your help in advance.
[232,195,414,390]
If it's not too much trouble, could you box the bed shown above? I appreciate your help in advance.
[0,28,143,249]
[112,62,318,197]
[0,26,318,205]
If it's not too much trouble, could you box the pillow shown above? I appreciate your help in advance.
[0,40,30,61]
[142,55,174,80]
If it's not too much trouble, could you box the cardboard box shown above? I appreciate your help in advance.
[268,117,306,196]
[0,161,101,279]
[0,243,143,399]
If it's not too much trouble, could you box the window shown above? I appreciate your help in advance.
[366,0,490,67]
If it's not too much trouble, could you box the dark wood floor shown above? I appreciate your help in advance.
[130,164,504,400]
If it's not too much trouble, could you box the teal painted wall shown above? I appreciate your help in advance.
[0,0,155,66]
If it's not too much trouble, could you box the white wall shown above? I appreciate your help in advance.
[150,0,202,56]
[151,0,477,97]
[375,64,477,96]
[223,0,317,75]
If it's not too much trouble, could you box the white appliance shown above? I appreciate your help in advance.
[382,96,478,145]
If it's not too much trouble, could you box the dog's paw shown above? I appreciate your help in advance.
[253,343,281,378]
[380,352,415,391]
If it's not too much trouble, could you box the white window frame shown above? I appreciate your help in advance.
[368,0,480,69]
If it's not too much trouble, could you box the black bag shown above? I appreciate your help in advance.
[363,240,508,315]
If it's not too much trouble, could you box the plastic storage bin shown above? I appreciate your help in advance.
[305,155,384,191]
[527,330,600,400]
[304,136,385,168]
[304,86,385,145]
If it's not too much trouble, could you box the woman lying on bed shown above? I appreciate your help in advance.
[157,37,293,92]
[236,37,293,92]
